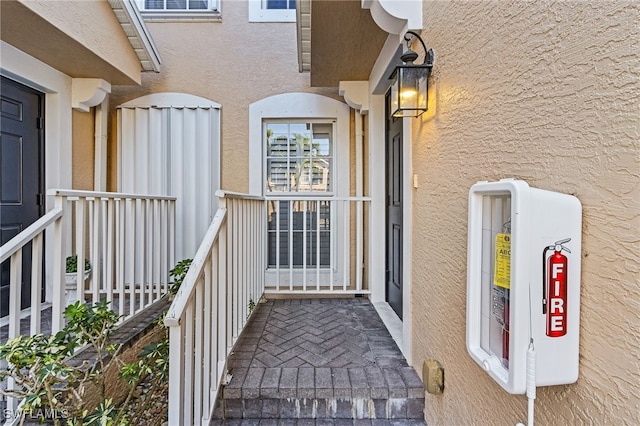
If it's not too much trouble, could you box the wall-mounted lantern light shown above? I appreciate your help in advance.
[390,31,435,118]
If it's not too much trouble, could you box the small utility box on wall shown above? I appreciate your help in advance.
[466,179,582,394]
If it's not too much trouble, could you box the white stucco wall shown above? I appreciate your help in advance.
[410,1,639,425]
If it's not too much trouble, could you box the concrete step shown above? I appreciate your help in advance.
[216,366,424,420]
[215,396,425,421]
[217,420,426,426]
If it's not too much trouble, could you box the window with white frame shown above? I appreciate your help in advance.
[248,0,296,22]
[265,121,333,194]
[136,0,220,20]
[249,93,350,284]
[264,120,334,269]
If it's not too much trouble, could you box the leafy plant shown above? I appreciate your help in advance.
[248,298,256,317]
[168,259,192,296]
[118,315,169,423]
[0,332,79,420]
[1,259,181,425]
[66,255,91,273]
[0,301,123,425]
[64,300,121,400]
[82,399,124,426]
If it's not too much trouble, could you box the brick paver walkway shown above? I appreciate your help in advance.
[215,298,425,424]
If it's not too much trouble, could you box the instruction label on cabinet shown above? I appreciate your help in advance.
[494,233,511,289]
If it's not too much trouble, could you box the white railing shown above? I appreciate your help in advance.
[264,196,370,295]
[0,208,64,338]
[0,190,176,334]
[1,189,175,415]
[164,193,371,424]
[0,208,63,416]
[50,189,176,329]
[165,190,265,425]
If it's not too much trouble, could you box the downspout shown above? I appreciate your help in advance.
[355,111,364,290]
[94,96,109,191]
[339,81,370,292]
[71,78,110,191]
[355,112,364,198]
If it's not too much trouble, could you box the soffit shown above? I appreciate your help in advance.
[0,1,156,85]
[108,0,161,73]
[306,0,387,88]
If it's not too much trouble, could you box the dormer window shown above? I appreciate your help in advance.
[248,0,296,22]
[141,0,215,11]
[135,0,221,21]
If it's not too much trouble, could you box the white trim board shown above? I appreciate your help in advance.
[1,41,74,305]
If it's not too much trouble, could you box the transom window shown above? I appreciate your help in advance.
[248,0,296,22]
[135,0,220,20]
[265,121,333,194]
[140,0,217,10]
[265,0,295,10]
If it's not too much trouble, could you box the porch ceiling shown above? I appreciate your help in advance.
[306,0,387,87]
[0,0,142,85]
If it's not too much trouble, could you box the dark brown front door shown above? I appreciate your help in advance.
[1,76,45,317]
[385,91,403,319]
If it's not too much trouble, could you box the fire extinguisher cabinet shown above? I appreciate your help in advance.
[466,179,582,394]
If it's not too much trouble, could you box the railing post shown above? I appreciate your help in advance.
[126,198,136,317]
[5,251,20,415]
[202,256,213,419]
[218,211,229,363]
[105,198,114,305]
[51,194,66,333]
[356,200,363,291]
[73,198,86,303]
[8,251,22,340]
[169,199,176,290]
[30,233,44,335]
[288,200,293,290]
[167,324,185,425]
[90,198,100,303]
[116,198,125,317]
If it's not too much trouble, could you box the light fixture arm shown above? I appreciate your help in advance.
[403,30,435,67]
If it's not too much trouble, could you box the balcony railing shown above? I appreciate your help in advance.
[264,196,369,294]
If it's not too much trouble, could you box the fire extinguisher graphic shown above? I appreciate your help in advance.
[543,238,570,338]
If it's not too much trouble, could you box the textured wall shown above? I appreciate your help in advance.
[72,109,94,190]
[411,1,639,425]
[109,1,337,193]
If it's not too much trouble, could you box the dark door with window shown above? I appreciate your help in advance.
[385,91,403,319]
[1,76,45,317]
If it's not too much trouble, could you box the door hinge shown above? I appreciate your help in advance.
[37,117,44,129]
[37,193,44,206]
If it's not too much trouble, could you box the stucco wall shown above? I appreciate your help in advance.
[109,1,337,193]
[411,1,639,425]
[3,0,141,85]
[72,109,94,190]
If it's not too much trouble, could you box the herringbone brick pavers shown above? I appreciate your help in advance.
[214,298,425,424]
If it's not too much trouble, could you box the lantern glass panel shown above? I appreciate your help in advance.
[390,77,400,116]
[391,65,430,118]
